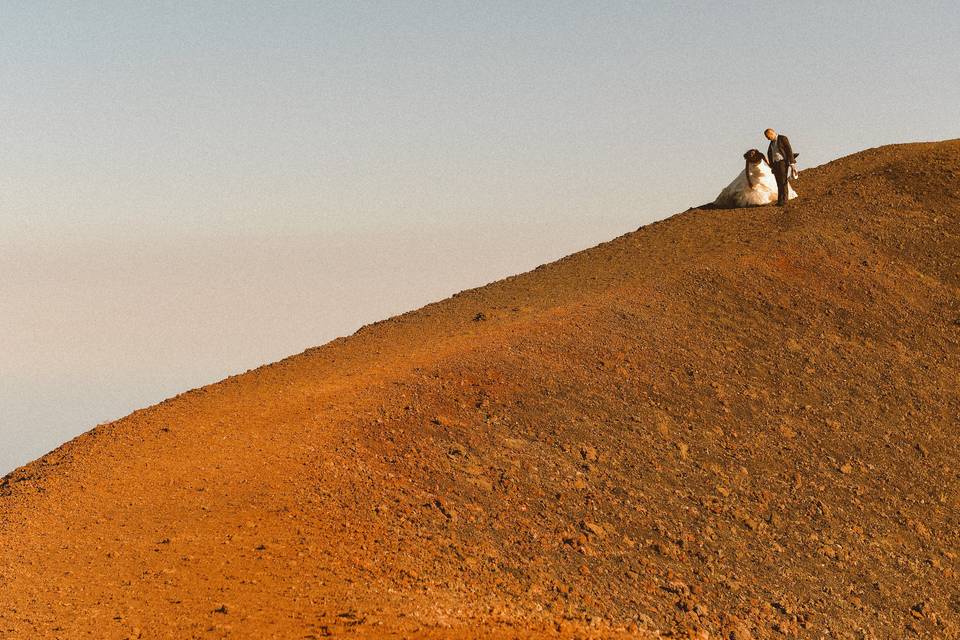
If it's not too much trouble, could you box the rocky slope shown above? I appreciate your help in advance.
[2,140,959,639]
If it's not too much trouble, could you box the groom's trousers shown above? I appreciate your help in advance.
[772,160,789,205]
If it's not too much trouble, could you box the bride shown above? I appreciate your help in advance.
[714,149,797,208]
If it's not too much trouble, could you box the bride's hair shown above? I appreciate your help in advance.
[742,149,766,188]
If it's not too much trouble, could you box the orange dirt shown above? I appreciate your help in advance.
[2,140,959,639]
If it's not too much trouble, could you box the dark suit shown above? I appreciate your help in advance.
[767,134,794,206]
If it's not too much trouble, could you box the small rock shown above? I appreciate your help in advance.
[663,580,690,596]
[635,612,655,628]
[778,424,797,439]
[656,414,672,437]
[819,545,838,560]
[470,477,493,491]
[731,623,754,640]
[503,437,526,450]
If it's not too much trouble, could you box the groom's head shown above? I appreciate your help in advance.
[764,128,777,141]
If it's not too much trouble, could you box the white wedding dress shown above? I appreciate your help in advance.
[714,157,797,208]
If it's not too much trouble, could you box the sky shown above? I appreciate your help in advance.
[2,1,958,475]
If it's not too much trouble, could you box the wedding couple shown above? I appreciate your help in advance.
[714,128,798,208]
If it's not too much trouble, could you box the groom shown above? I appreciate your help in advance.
[765,128,797,206]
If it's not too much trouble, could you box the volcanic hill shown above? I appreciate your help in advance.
[2,140,959,639]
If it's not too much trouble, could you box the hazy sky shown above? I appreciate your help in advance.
[2,2,958,474]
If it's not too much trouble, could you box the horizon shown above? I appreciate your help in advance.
[3,2,959,475]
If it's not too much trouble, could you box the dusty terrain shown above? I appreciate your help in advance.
[2,140,959,639]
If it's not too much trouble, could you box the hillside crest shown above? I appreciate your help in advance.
[2,140,959,639]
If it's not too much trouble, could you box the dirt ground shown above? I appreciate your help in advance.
[2,140,959,639]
